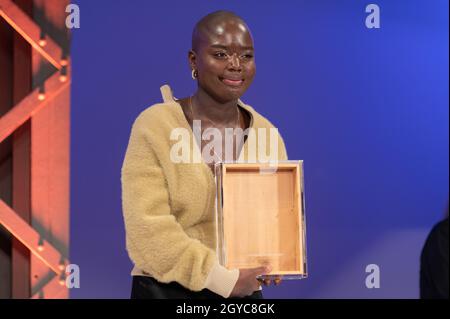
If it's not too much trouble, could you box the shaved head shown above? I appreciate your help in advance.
[192,10,252,52]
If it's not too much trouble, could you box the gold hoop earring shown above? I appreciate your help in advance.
[191,69,198,80]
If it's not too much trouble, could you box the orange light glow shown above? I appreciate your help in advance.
[38,38,47,47]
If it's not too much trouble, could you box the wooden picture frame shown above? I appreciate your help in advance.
[215,161,307,279]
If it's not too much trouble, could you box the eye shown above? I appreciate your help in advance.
[214,52,227,59]
[241,54,254,60]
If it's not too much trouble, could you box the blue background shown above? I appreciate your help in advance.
[70,0,449,298]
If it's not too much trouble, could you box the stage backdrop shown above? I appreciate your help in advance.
[70,0,448,298]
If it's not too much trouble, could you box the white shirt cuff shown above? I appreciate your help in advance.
[204,261,239,298]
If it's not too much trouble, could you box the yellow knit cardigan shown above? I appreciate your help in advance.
[121,85,288,298]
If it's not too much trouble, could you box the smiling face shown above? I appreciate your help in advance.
[190,13,256,103]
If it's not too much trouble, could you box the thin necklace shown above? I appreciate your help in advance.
[189,96,240,129]
[189,96,241,165]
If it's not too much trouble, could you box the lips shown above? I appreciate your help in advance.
[219,76,244,87]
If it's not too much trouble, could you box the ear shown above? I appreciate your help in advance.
[188,50,197,70]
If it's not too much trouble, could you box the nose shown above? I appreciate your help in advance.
[228,53,242,71]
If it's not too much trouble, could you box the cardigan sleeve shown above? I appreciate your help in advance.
[121,115,238,297]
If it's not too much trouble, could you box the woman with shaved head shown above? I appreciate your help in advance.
[122,10,288,299]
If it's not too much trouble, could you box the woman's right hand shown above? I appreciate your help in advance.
[229,266,271,298]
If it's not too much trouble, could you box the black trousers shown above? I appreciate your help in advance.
[131,276,263,299]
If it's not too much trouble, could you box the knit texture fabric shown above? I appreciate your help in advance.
[121,85,288,297]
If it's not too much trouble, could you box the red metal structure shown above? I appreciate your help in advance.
[0,0,70,299]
